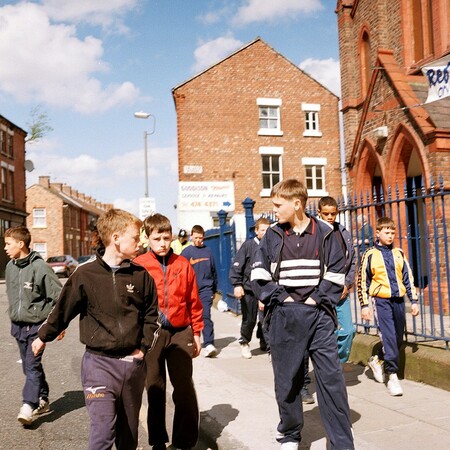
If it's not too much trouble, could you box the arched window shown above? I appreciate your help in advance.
[360,31,371,97]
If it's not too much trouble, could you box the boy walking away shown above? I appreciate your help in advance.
[32,209,160,450]
[4,226,62,426]
[229,217,270,359]
[318,196,357,363]
[251,179,354,450]
[181,225,218,358]
[357,216,419,396]
[134,214,204,450]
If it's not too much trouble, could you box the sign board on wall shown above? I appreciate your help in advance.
[139,197,156,221]
[178,181,235,211]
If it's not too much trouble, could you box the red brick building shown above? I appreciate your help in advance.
[336,0,450,196]
[0,114,27,277]
[336,0,450,310]
[26,176,112,260]
[172,38,341,236]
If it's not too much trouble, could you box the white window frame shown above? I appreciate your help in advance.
[33,208,47,228]
[259,147,283,197]
[257,98,283,136]
[33,243,47,260]
[302,103,322,137]
[302,157,327,197]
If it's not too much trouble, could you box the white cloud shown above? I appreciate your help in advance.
[42,0,139,30]
[26,142,178,218]
[0,3,140,113]
[192,35,243,73]
[233,0,324,26]
[299,57,341,96]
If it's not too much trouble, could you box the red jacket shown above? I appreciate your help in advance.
[134,250,204,336]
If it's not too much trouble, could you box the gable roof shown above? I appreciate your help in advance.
[172,37,338,98]
[348,49,448,168]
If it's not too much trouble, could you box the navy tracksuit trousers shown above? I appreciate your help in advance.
[11,322,49,409]
[372,296,405,374]
[199,290,215,347]
[239,290,258,344]
[81,351,146,450]
[270,302,354,449]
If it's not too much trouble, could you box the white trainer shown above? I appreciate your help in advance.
[204,344,217,358]
[17,403,33,426]
[240,343,252,359]
[280,442,299,450]
[387,373,403,396]
[368,355,384,383]
[33,398,50,416]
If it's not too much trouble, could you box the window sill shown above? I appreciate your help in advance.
[260,189,272,198]
[258,130,283,137]
[307,189,328,198]
[303,131,323,138]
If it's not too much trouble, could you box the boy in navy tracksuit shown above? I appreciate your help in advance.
[229,217,271,358]
[357,216,419,396]
[33,209,160,450]
[251,179,354,450]
[181,225,218,357]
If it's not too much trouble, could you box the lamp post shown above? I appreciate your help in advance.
[134,111,156,197]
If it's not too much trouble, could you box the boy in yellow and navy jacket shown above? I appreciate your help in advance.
[357,216,419,396]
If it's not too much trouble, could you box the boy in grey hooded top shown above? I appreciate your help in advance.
[4,226,62,426]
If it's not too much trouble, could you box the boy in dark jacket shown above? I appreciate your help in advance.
[181,225,218,357]
[134,213,203,450]
[229,217,270,358]
[251,179,354,450]
[4,226,62,426]
[32,209,160,450]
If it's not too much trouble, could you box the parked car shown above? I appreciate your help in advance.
[77,254,94,264]
[46,255,79,278]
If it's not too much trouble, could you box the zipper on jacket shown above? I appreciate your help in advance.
[162,255,170,314]
[18,267,23,322]
[112,271,124,346]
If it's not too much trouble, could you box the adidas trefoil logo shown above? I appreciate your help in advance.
[126,283,135,293]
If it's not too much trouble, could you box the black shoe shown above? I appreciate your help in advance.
[259,340,268,351]
[301,388,315,404]
[152,445,167,450]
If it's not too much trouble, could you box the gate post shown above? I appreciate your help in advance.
[218,209,229,296]
[242,197,256,240]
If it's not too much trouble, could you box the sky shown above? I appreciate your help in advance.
[0,0,341,227]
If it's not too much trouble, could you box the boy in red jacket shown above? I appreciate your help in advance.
[134,214,204,450]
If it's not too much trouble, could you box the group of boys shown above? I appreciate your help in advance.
[4,177,420,450]
[5,212,217,450]
[232,179,419,450]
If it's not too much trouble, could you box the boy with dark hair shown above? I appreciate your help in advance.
[32,209,160,450]
[134,213,203,450]
[318,196,357,362]
[251,179,354,450]
[357,216,419,396]
[230,217,271,358]
[4,226,62,425]
[181,224,218,358]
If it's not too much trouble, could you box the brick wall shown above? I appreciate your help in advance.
[174,38,341,216]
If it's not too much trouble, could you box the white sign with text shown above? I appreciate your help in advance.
[178,181,235,211]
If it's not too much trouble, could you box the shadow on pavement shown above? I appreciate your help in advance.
[197,403,239,450]
[29,390,85,428]
[214,336,236,352]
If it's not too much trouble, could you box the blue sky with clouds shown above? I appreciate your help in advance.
[0,0,340,226]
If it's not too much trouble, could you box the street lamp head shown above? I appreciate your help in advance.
[134,111,151,119]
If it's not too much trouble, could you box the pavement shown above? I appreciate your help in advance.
[190,304,450,450]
